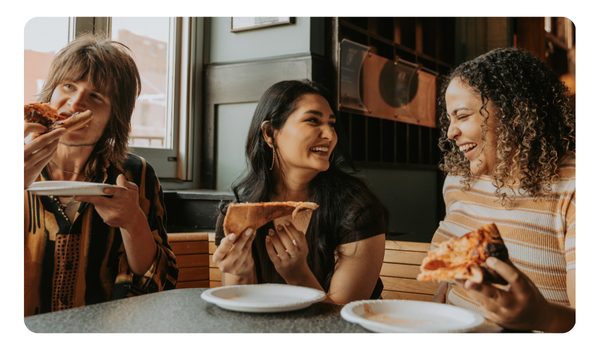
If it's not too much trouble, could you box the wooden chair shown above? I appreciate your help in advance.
[167,232,210,289]
[207,234,439,299]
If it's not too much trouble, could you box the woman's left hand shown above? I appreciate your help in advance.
[265,220,310,283]
[456,257,550,331]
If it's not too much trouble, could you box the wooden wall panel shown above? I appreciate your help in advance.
[177,254,209,268]
[168,232,211,289]
[179,267,209,282]
[170,241,208,255]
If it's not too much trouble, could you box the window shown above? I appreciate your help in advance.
[23,17,203,187]
[24,17,70,104]
[111,17,170,150]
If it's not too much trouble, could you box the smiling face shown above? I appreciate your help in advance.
[49,79,112,147]
[445,78,499,176]
[271,93,337,178]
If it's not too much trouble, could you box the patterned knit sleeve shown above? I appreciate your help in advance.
[565,191,576,272]
[124,156,178,294]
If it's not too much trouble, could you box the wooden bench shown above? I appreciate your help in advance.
[207,233,439,299]
[167,232,210,289]
[208,233,222,288]
[380,240,440,301]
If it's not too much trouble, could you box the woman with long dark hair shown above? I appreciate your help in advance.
[433,47,575,332]
[212,80,389,303]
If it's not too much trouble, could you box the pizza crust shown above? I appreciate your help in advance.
[223,201,319,236]
[417,223,509,284]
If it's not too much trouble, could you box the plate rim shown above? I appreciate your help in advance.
[26,181,126,195]
[340,299,485,333]
[201,283,327,313]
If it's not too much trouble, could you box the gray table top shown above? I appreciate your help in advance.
[24,288,368,333]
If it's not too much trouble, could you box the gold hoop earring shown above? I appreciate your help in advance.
[269,148,276,170]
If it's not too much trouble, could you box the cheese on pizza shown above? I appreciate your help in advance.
[417,223,509,284]
[25,103,93,132]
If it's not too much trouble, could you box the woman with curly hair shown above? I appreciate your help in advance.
[212,80,389,304]
[432,47,575,332]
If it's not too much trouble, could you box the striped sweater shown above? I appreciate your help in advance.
[431,155,575,318]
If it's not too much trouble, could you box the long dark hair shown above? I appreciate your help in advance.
[220,79,388,289]
[438,47,575,203]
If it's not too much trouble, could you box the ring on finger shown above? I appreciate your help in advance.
[289,253,298,258]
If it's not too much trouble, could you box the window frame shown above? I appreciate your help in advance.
[72,17,203,189]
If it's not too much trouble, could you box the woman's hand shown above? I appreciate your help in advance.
[212,226,257,284]
[265,220,310,284]
[24,123,67,188]
[457,257,575,332]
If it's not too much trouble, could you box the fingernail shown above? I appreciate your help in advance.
[285,221,290,226]
[245,228,253,236]
[268,229,275,237]
[229,233,236,241]
[487,257,497,266]
[266,236,271,243]
[277,225,283,231]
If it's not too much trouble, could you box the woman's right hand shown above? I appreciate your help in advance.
[212,228,257,284]
[24,123,67,188]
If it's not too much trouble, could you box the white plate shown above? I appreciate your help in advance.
[341,299,485,333]
[26,181,126,196]
[201,284,327,313]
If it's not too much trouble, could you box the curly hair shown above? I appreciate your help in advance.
[438,47,575,204]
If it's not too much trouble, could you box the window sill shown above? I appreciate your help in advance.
[164,190,234,233]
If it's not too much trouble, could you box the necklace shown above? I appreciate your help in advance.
[50,160,83,175]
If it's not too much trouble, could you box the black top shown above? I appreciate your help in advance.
[215,195,387,299]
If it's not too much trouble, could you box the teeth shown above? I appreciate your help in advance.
[310,147,329,152]
[459,143,476,153]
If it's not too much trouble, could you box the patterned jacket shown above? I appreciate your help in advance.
[24,154,178,316]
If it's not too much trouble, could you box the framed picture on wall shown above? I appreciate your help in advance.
[231,17,295,32]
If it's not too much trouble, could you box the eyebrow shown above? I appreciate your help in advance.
[63,80,106,97]
[304,110,336,119]
[449,107,472,116]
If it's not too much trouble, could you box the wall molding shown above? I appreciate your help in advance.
[200,53,328,188]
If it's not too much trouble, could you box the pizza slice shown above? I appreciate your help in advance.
[417,223,509,284]
[223,201,319,237]
[25,103,93,133]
